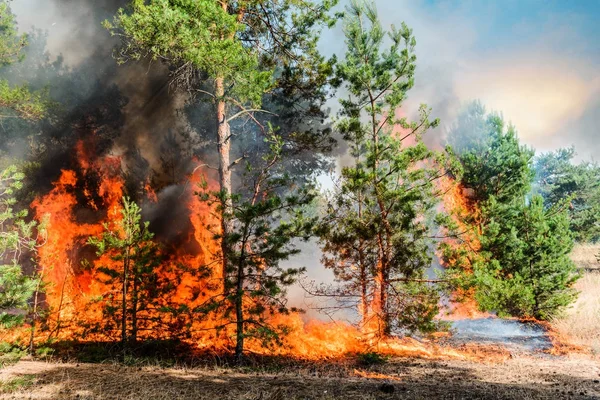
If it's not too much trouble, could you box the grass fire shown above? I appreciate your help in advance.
[1,0,599,399]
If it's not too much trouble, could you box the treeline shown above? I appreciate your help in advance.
[0,0,594,361]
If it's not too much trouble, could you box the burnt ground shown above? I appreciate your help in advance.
[1,356,599,400]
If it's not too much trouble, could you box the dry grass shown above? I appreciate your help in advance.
[570,243,600,271]
[552,271,600,355]
[0,357,599,399]
[551,243,600,355]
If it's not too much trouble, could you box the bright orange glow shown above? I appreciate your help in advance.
[26,141,514,362]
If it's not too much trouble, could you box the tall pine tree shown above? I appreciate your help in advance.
[104,0,337,292]
[319,0,457,336]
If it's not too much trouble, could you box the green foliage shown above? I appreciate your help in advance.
[0,341,26,367]
[534,147,600,243]
[443,104,579,320]
[459,116,534,204]
[0,3,48,120]
[0,165,44,329]
[318,0,458,335]
[0,2,27,66]
[0,375,34,393]
[34,345,54,358]
[445,100,489,156]
[468,196,579,319]
[87,197,163,345]
[105,0,269,105]
[105,0,337,106]
[198,130,316,359]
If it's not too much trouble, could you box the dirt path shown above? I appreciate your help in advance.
[1,356,599,399]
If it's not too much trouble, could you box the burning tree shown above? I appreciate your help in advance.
[318,0,458,336]
[197,132,316,362]
[87,196,162,347]
[442,104,579,320]
[104,0,337,293]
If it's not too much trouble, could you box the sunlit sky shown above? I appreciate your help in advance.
[323,0,600,160]
[11,0,600,161]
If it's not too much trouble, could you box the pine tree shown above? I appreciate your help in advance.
[87,196,162,347]
[104,0,337,292]
[197,131,316,362]
[443,105,579,320]
[0,166,46,335]
[470,196,578,319]
[0,2,47,121]
[319,0,457,336]
[534,148,600,243]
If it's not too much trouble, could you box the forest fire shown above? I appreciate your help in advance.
[1,2,597,399]
[22,140,517,362]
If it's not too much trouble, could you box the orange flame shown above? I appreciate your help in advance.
[28,141,508,362]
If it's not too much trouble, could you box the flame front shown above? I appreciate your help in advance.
[29,141,501,362]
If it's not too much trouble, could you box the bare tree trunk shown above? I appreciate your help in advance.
[122,248,130,350]
[234,264,244,363]
[215,76,233,292]
[28,271,44,355]
[131,266,138,345]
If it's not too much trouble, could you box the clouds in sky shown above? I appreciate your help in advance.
[11,0,600,160]
[327,0,600,160]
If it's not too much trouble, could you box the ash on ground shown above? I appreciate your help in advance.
[447,318,553,353]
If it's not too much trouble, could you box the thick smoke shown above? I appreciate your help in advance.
[8,0,202,247]
[13,0,194,172]
[8,0,338,317]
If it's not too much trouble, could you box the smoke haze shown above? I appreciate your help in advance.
[320,0,600,161]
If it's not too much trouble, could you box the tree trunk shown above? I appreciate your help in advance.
[28,273,44,355]
[373,257,390,336]
[234,260,244,363]
[359,247,368,329]
[215,76,233,292]
[131,266,138,345]
[122,248,130,349]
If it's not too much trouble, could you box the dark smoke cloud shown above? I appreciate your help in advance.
[5,0,204,249]
[11,0,199,185]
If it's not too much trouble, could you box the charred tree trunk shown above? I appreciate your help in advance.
[234,261,244,363]
[131,264,138,345]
